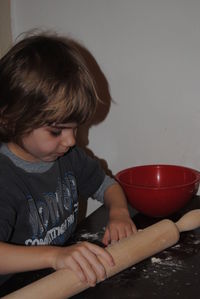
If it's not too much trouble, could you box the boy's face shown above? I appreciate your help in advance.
[8,123,78,162]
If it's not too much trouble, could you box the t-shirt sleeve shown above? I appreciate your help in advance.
[92,175,117,203]
[69,147,106,199]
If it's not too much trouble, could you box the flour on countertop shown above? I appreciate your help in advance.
[78,232,100,240]
[150,255,183,268]
[129,230,200,285]
[151,257,161,264]
[74,227,105,243]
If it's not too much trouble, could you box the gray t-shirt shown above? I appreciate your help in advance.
[0,144,116,246]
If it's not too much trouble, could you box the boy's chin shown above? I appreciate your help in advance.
[43,158,58,162]
[39,152,66,162]
[41,155,61,162]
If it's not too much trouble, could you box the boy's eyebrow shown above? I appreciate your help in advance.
[49,123,78,129]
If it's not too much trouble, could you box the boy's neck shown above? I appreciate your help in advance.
[0,143,54,173]
[7,142,39,162]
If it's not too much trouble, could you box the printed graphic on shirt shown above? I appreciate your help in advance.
[25,172,78,245]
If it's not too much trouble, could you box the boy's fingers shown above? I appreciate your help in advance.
[109,227,119,243]
[67,256,87,283]
[131,222,137,233]
[85,242,115,267]
[102,229,110,246]
[79,247,107,281]
[117,227,127,240]
[124,225,134,237]
[106,221,137,243]
[72,249,98,286]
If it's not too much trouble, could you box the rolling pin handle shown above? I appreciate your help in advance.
[175,209,200,232]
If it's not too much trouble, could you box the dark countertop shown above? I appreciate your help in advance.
[1,197,200,298]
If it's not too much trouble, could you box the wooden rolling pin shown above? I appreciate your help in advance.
[3,209,200,299]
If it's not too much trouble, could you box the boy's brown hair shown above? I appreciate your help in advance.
[0,33,98,143]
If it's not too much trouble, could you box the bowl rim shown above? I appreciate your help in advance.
[115,164,200,190]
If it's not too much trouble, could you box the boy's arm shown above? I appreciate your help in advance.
[0,242,55,274]
[102,183,137,246]
[0,241,114,286]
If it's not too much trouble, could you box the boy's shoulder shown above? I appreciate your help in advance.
[0,153,26,182]
[0,153,17,178]
[0,154,22,195]
[0,153,14,170]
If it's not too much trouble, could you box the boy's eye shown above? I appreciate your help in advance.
[49,129,62,137]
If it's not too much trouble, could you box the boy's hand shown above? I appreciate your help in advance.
[52,242,115,286]
[102,208,137,246]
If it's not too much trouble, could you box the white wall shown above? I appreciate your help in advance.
[10,0,200,214]
[0,0,12,57]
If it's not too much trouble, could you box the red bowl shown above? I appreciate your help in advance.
[116,165,200,217]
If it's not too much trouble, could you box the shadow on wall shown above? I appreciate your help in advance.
[70,40,113,221]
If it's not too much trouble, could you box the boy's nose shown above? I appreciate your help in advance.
[61,130,76,148]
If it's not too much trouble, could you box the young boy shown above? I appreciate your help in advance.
[0,33,137,287]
